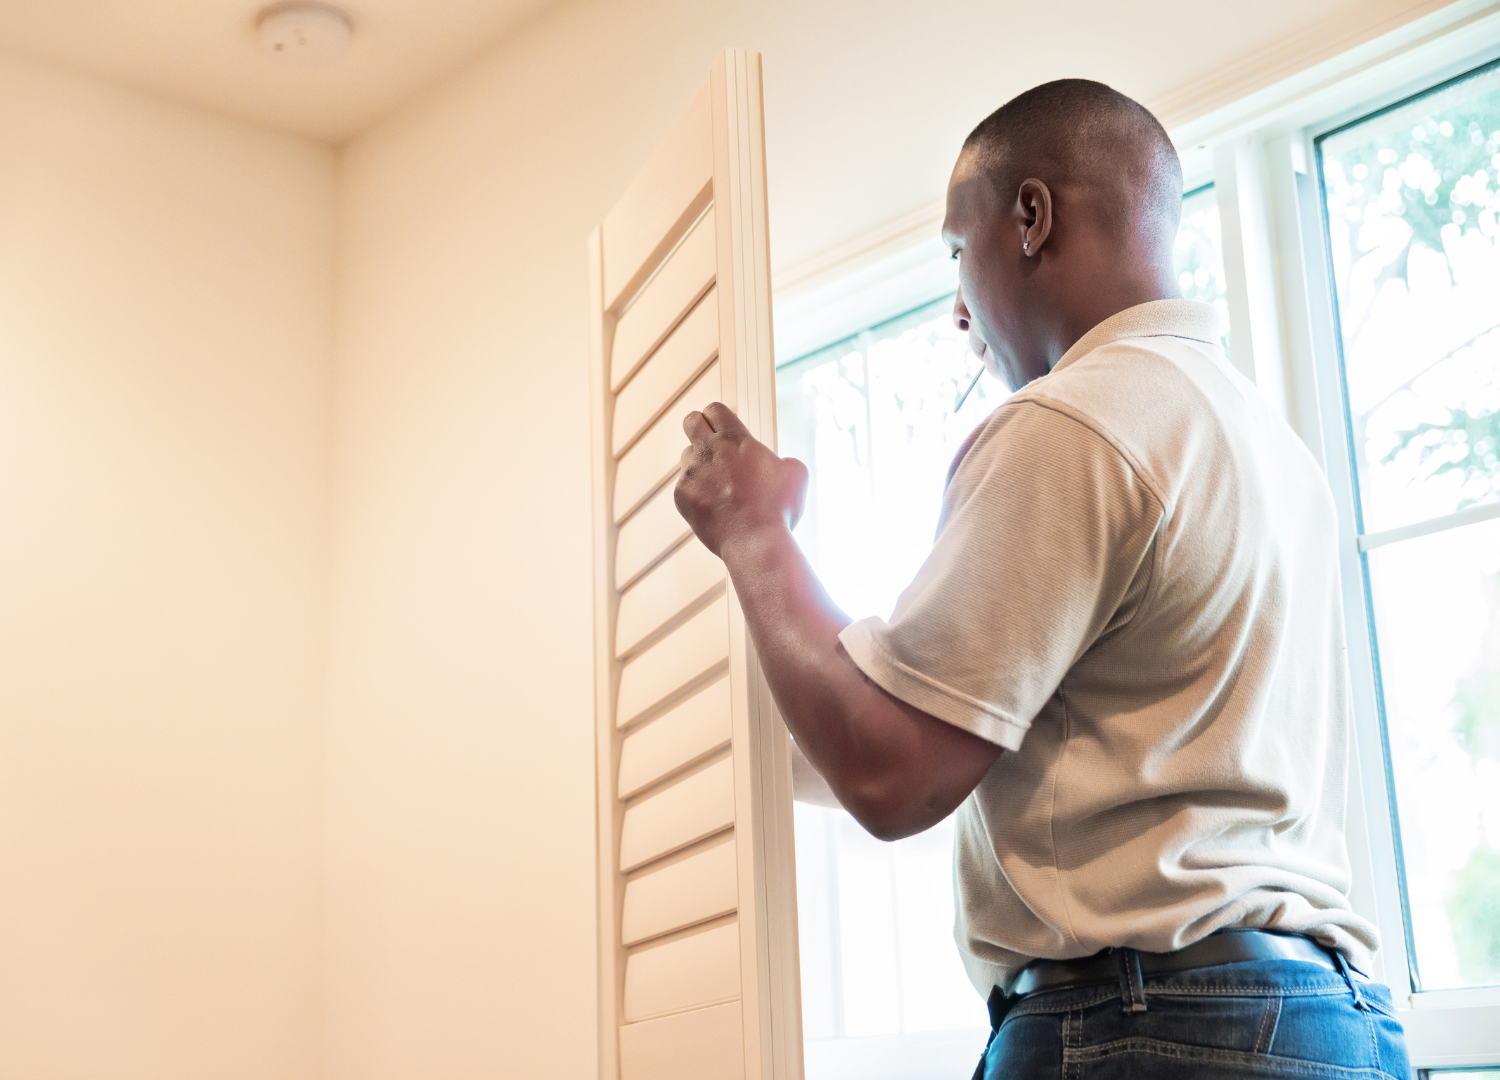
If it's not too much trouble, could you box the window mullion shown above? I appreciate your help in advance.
[1214,133,1330,459]
[1215,137,1299,419]
[1358,500,1500,551]
[1262,133,1331,466]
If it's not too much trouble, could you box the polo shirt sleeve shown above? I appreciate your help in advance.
[837,398,1162,751]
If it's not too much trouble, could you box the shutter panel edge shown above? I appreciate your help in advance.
[709,50,804,1080]
[587,225,625,1080]
[591,49,802,1080]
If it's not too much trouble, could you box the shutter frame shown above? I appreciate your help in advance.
[589,49,802,1080]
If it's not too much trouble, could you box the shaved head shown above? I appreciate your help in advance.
[961,79,1183,251]
[943,80,1184,389]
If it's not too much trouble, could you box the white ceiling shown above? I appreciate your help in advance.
[0,0,559,144]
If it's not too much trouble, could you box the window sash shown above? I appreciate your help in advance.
[1306,50,1500,1011]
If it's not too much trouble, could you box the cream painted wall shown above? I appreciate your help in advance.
[324,1,1448,1078]
[0,53,334,1080]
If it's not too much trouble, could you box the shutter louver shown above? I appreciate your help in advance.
[587,49,803,1080]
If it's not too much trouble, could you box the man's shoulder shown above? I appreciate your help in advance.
[1030,333,1229,425]
[956,387,1130,477]
[1020,334,1248,484]
[947,382,1170,521]
[1019,331,1334,532]
[952,333,1245,496]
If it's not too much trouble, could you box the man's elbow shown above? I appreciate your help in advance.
[856,812,928,843]
[839,776,945,842]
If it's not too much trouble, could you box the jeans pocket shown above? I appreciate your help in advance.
[1064,1037,1404,1079]
[1260,987,1407,1077]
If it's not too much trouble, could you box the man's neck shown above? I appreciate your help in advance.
[1044,272,1180,369]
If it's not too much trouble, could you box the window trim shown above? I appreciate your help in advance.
[772,203,956,367]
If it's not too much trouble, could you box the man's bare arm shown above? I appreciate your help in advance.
[675,403,1001,841]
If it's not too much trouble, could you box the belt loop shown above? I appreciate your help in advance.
[1115,947,1148,1013]
[1333,949,1367,1012]
[986,983,1011,1032]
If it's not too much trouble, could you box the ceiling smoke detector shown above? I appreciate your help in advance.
[257,3,353,67]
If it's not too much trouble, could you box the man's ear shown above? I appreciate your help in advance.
[1016,178,1053,257]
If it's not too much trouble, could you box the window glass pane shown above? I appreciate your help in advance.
[1175,183,1231,356]
[1366,517,1500,990]
[1319,60,1500,535]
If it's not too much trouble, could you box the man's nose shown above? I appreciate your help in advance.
[953,287,970,333]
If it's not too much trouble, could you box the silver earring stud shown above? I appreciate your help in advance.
[1023,241,1031,253]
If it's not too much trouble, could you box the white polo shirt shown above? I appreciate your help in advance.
[839,300,1379,995]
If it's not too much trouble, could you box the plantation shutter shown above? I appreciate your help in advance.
[587,50,803,1080]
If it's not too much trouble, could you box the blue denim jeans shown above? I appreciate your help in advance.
[979,957,1411,1079]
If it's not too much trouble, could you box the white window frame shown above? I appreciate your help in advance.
[1184,6,1500,1067]
[772,1,1500,1069]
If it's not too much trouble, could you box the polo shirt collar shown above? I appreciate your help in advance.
[1051,300,1224,375]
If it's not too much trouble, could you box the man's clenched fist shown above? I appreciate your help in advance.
[673,402,809,557]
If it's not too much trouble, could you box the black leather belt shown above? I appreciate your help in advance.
[974,930,1369,1080]
[1007,928,1358,1000]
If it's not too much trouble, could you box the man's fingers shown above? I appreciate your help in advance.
[683,409,713,443]
[684,402,746,446]
[702,401,748,438]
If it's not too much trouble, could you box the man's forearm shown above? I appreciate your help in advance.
[717,523,865,788]
[718,523,1000,840]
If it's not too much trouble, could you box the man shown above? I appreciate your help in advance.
[675,80,1409,1075]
